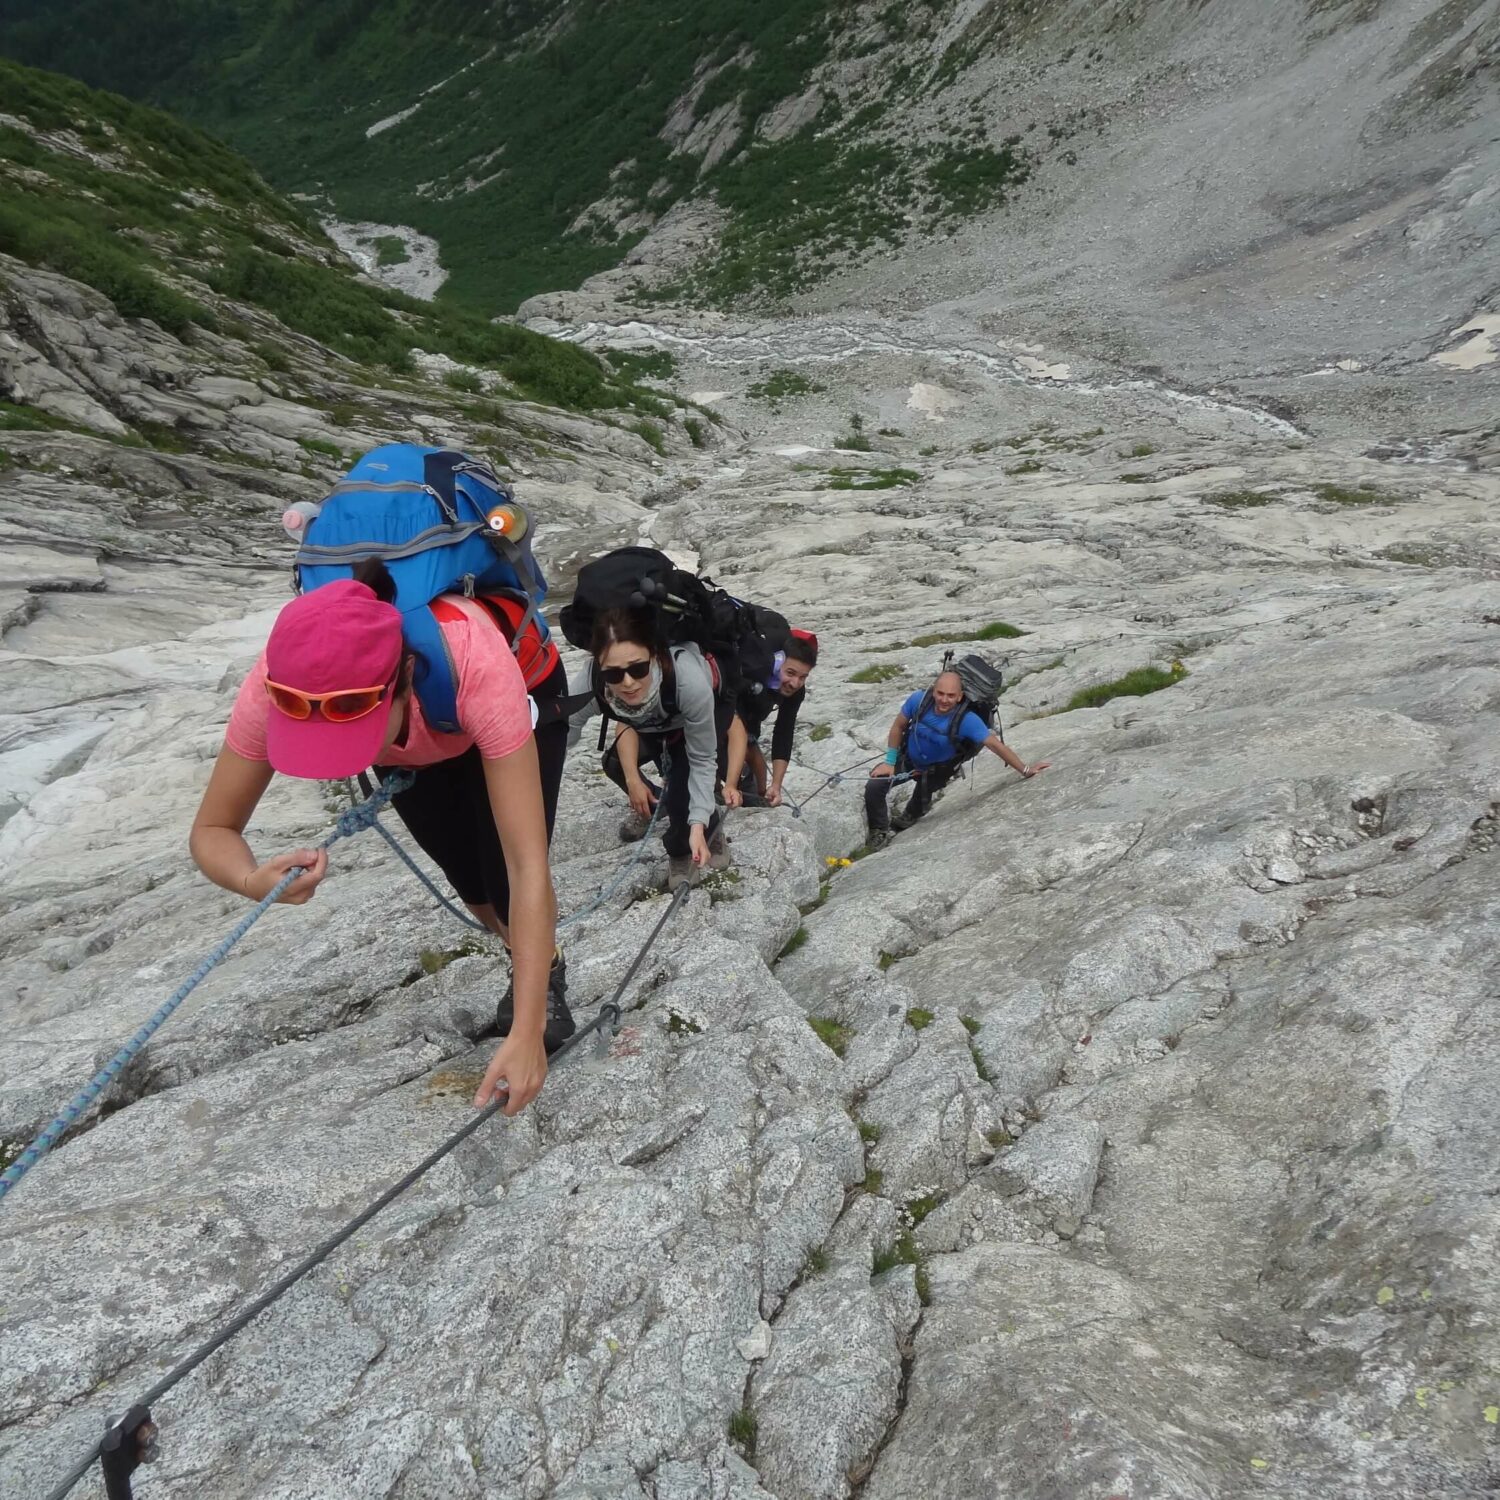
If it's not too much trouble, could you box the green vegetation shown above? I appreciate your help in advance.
[861,1167,885,1195]
[371,234,409,267]
[803,1245,830,1275]
[667,1010,703,1035]
[728,1407,758,1451]
[985,1126,1013,1148]
[849,663,904,684]
[0,400,75,432]
[872,1230,931,1305]
[970,1044,994,1083]
[905,1191,944,1225]
[1311,481,1393,506]
[629,418,667,455]
[1006,458,1044,476]
[858,1120,883,1144]
[747,368,825,405]
[779,925,810,959]
[443,368,484,394]
[1126,442,1157,458]
[874,619,1026,653]
[684,417,708,449]
[605,347,679,382]
[1205,488,1278,508]
[808,1015,852,1057]
[416,941,487,976]
[1064,662,1187,713]
[822,466,918,490]
[0,58,677,421]
[809,723,832,742]
[1119,472,1152,484]
[904,1006,935,1028]
[298,436,344,461]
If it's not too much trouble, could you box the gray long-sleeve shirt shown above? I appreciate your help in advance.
[570,643,719,828]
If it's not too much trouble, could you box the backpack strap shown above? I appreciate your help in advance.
[403,604,462,733]
[431,592,560,690]
[901,689,934,759]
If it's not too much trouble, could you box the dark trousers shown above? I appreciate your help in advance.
[865,757,961,831]
[603,728,725,858]
[378,659,568,919]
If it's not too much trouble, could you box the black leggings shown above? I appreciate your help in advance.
[378,658,567,918]
[865,757,961,830]
[602,717,728,858]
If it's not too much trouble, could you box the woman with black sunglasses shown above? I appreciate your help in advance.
[573,606,733,890]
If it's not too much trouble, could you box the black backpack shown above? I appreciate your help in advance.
[561,543,789,698]
[560,546,742,737]
[904,651,1005,764]
[735,600,791,693]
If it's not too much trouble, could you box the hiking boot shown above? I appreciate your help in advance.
[495,949,568,1038]
[667,854,695,892]
[891,811,918,833]
[543,983,576,1056]
[866,827,893,852]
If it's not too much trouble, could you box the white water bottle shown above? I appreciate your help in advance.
[281,500,322,540]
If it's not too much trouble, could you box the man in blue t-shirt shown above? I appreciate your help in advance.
[865,669,1049,846]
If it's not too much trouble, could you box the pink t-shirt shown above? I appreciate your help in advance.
[226,595,534,767]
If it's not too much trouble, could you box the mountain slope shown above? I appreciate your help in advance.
[0,0,1043,313]
[0,56,701,448]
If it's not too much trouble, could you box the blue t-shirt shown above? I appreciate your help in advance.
[901,690,991,768]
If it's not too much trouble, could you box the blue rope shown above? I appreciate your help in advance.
[368,821,489,932]
[0,773,414,1206]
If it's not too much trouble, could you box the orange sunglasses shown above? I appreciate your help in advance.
[264,670,394,724]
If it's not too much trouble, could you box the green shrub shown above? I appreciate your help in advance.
[1311,481,1392,506]
[808,1016,851,1056]
[1127,442,1157,457]
[1064,662,1186,712]
[747,368,825,404]
[858,1120,883,1144]
[779,925,810,958]
[629,419,666,455]
[372,234,409,267]
[605,347,678,381]
[728,1408,758,1450]
[977,620,1025,640]
[1205,488,1277,508]
[904,1005,935,1027]
[809,723,832,742]
[1006,458,1044,475]
[444,368,483,393]
[849,663,904,684]
[684,417,707,449]
[298,436,343,460]
[960,1015,981,1036]
[823,466,918,490]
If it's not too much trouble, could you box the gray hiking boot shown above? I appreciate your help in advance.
[866,827,893,852]
[667,854,695,892]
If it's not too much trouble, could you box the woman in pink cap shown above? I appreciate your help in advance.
[189,560,562,1116]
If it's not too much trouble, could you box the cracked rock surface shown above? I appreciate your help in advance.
[3,244,1500,1500]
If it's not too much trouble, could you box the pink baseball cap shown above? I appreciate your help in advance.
[264,580,404,779]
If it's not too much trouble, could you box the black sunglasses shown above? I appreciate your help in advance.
[601,658,652,685]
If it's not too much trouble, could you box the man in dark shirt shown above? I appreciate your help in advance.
[723,630,818,808]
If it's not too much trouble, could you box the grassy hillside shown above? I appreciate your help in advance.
[0,0,1036,315]
[0,57,674,417]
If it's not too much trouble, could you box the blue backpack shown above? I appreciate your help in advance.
[291,444,554,732]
